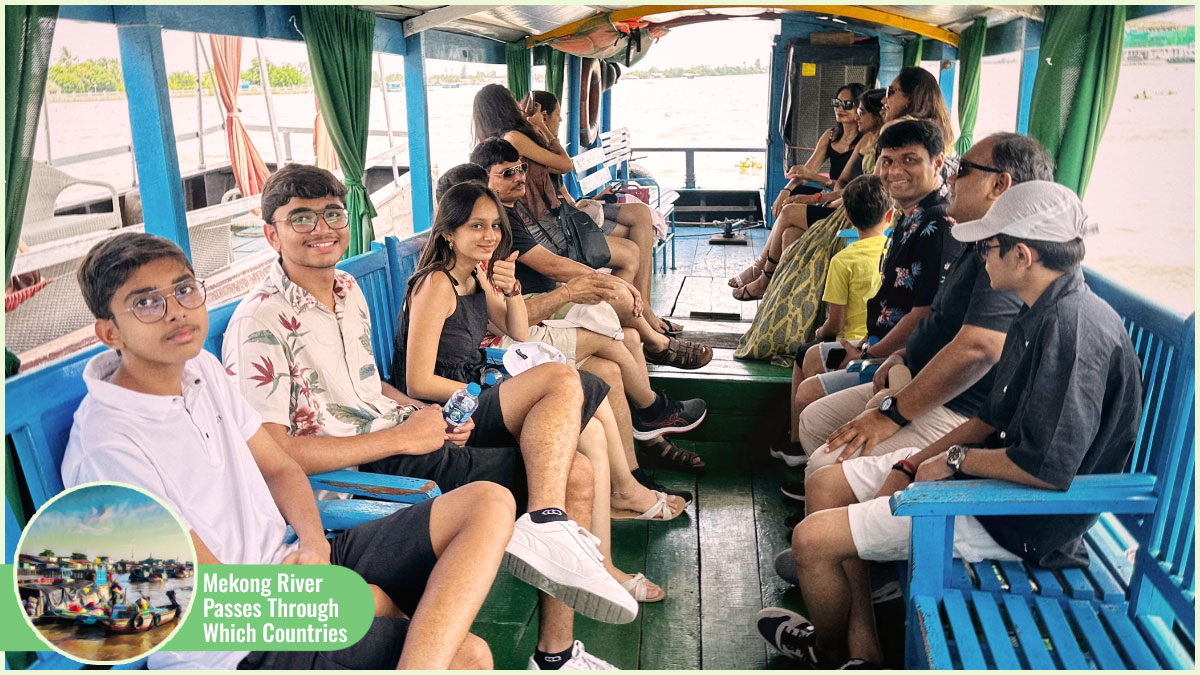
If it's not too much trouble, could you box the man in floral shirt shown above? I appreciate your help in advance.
[791,120,962,412]
[225,164,635,670]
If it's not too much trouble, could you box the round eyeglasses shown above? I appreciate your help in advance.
[116,279,207,323]
[272,208,350,234]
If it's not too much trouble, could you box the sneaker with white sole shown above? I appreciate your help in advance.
[756,607,821,666]
[504,514,638,624]
[527,641,618,670]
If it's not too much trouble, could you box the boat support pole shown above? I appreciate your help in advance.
[404,31,434,232]
[117,23,191,258]
[376,54,402,187]
[197,37,229,163]
[194,34,206,170]
[255,40,286,166]
[40,98,51,165]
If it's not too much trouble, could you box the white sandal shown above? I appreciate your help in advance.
[620,573,665,602]
[611,491,679,521]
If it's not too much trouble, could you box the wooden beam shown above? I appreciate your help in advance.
[402,4,499,37]
[527,5,960,47]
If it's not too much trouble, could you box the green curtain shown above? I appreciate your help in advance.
[902,37,923,67]
[506,42,531,101]
[954,18,987,156]
[1028,5,1126,196]
[544,47,566,101]
[299,5,377,258]
[5,5,57,378]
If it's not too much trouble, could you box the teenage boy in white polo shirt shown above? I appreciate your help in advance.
[62,232,514,670]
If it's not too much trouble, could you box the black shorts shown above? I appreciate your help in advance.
[360,441,528,513]
[238,498,438,669]
[468,370,610,448]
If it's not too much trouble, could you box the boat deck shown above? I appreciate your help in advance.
[471,226,902,669]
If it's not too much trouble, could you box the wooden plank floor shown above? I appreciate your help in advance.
[470,226,838,669]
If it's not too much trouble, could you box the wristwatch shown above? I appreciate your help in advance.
[877,395,910,427]
[946,444,969,473]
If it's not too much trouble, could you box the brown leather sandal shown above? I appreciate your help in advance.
[637,437,707,474]
[644,337,713,369]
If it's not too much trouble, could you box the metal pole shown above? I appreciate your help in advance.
[41,98,52,164]
[376,54,401,186]
[193,34,206,170]
[196,36,229,162]
[255,39,285,167]
[685,150,696,189]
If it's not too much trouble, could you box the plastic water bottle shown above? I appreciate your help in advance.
[482,368,504,387]
[443,382,482,427]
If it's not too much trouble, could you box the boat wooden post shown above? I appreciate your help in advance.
[115,16,191,258]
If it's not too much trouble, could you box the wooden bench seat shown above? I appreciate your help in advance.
[895,269,1196,670]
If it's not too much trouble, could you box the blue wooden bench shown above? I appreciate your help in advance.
[893,269,1196,669]
[4,238,438,668]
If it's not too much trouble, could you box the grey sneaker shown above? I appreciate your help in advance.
[527,641,618,670]
[504,514,638,624]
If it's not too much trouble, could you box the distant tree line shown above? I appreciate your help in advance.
[637,60,765,79]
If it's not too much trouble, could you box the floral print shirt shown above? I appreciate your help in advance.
[865,186,961,341]
[223,260,416,439]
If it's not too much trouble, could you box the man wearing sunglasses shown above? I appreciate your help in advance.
[793,133,1055,486]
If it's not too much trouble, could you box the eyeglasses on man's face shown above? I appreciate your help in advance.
[957,159,1005,179]
[976,241,1003,261]
[490,163,528,180]
[118,279,207,323]
[272,208,350,234]
[831,98,857,110]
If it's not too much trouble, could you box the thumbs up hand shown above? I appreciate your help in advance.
[490,251,520,296]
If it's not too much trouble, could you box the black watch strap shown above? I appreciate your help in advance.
[879,396,911,427]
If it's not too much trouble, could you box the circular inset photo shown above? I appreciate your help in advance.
[15,482,196,665]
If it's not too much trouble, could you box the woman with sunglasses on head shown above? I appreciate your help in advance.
[734,87,901,363]
[472,85,681,337]
[398,181,678,605]
[731,84,868,298]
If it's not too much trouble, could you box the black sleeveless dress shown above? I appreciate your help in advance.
[390,270,610,440]
[806,130,864,223]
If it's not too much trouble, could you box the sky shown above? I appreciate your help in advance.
[20,485,192,561]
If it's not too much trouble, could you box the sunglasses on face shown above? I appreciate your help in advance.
[957,159,1005,179]
[272,208,350,234]
[831,98,857,110]
[118,279,207,324]
[490,163,528,180]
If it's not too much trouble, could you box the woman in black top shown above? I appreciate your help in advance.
[397,181,679,602]
[731,83,866,299]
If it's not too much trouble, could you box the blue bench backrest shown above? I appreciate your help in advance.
[4,235,430,561]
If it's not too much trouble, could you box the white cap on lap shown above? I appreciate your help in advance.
[951,180,1098,243]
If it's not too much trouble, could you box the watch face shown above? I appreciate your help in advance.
[880,397,894,411]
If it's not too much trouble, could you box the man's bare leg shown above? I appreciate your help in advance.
[447,633,493,670]
[605,286,671,352]
[496,362,584,510]
[794,466,883,664]
[397,482,514,669]
[575,328,656,408]
[537,454,594,653]
[610,203,660,330]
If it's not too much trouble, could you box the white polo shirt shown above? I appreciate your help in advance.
[62,349,299,670]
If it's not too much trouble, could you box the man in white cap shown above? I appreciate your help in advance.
[756,180,1143,669]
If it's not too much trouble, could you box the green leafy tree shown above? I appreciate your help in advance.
[39,549,55,558]
[269,63,302,88]
[240,56,264,86]
[167,71,197,90]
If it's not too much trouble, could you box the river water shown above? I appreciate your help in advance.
[34,574,194,663]
[31,67,1195,315]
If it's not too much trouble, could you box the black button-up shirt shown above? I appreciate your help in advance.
[973,269,1143,568]
[866,188,962,341]
[905,250,1023,417]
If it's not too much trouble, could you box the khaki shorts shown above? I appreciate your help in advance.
[842,447,1020,563]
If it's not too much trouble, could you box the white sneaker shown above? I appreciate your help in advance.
[527,640,618,670]
[504,513,638,624]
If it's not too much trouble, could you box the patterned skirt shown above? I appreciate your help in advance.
[733,210,850,365]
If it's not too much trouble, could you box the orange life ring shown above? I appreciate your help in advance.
[579,58,602,146]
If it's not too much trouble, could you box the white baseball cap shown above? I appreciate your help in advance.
[952,180,1098,243]
[501,341,567,376]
